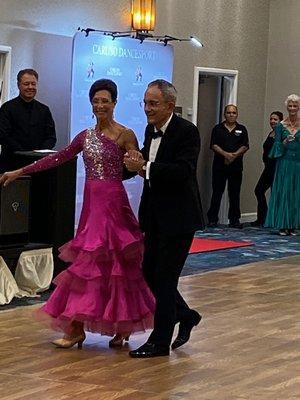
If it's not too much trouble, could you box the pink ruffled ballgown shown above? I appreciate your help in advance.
[23,127,155,336]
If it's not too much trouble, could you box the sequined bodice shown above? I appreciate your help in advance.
[83,128,124,180]
[22,128,125,180]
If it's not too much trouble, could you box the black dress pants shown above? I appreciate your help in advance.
[254,166,275,224]
[142,230,195,347]
[207,166,243,224]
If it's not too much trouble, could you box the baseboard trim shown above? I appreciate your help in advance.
[241,213,257,223]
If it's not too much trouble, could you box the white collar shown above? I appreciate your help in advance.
[154,113,173,134]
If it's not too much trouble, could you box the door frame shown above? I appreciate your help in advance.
[0,45,12,105]
[192,66,239,224]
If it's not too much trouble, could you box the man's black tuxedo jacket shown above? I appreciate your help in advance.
[139,113,204,235]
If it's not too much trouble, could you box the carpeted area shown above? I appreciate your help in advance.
[1,226,299,310]
[183,225,300,276]
[189,237,253,254]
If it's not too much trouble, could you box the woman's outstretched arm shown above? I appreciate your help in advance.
[0,130,85,186]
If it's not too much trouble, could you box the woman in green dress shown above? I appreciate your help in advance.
[265,94,300,235]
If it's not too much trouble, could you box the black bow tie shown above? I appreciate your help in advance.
[151,130,163,139]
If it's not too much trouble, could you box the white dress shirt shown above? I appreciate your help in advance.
[145,113,173,180]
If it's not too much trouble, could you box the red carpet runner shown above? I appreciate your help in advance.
[189,237,253,254]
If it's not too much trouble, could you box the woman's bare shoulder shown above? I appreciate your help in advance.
[114,122,134,133]
[114,123,136,139]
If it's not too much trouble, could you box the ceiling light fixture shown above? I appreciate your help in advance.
[78,0,203,48]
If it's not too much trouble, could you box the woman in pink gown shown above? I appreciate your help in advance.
[0,79,155,348]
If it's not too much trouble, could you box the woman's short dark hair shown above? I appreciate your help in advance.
[89,79,118,103]
[270,111,283,121]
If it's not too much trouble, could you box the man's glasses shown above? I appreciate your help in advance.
[143,100,164,108]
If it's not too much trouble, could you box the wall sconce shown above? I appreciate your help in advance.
[131,0,156,32]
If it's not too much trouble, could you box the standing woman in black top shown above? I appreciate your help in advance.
[251,111,283,227]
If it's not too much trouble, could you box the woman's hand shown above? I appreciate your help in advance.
[125,149,143,161]
[124,152,146,172]
[0,169,24,187]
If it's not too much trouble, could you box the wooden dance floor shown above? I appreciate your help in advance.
[0,255,299,400]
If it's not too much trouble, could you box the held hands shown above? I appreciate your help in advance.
[126,149,143,161]
[0,169,23,187]
[124,150,146,172]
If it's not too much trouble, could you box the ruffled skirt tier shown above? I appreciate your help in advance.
[36,180,155,336]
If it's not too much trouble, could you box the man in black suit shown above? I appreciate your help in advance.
[0,68,56,172]
[124,80,204,358]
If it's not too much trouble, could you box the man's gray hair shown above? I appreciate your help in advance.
[148,79,177,103]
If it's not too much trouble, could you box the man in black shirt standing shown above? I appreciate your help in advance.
[207,104,249,228]
[0,68,56,172]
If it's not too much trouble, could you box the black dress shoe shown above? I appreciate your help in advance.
[129,342,170,358]
[171,311,202,350]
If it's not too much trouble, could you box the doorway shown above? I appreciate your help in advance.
[0,45,11,106]
[0,45,11,157]
[192,67,238,224]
